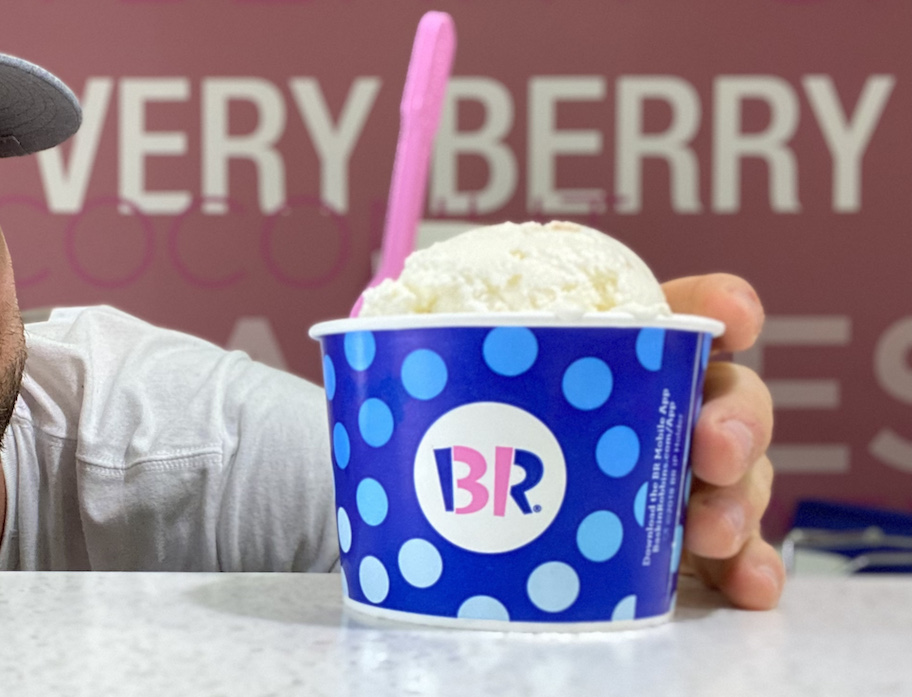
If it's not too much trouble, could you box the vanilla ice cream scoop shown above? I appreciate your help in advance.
[358,221,672,318]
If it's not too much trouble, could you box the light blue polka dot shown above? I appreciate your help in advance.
[700,334,712,370]
[358,398,394,447]
[636,328,665,371]
[596,425,641,478]
[612,595,637,621]
[356,478,388,526]
[359,556,389,604]
[483,327,538,377]
[457,596,510,622]
[398,538,443,589]
[634,482,649,527]
[332,423,350,469]
[576,510,624,563]
[337,507,352,553]
[401,349,448,400]
[527,562,580,613]
[562,357,612,410]
[344,331,376,371]
[323,355,336,400]
[671,524,684,574]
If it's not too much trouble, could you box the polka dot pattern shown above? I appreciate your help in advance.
[670,524,684,575]
[356,478,388,526]
[323,355,336,400]
[577,510,624,563]
[458,596,510,621]
[596,425,640,478]
[316,323,714,626]
[359,556,389,604]
[344,331,376,371]
[527,562,580,613]
[332,423,350,469]
[482,327,538,376]
[358,398,394,447]
[634,482,649,527]
[401,349,448,400]
[337,507,352,553]
[636,328,666,371]
[398,538,443,589]
[562,357,612,410]
[700,334,712,370]
[612,595,637,621]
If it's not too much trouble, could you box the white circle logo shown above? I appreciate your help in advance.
[414,402,567,553]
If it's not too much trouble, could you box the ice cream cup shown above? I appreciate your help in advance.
[309,312,723,631]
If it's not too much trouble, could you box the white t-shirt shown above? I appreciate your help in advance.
[0,306,340,572]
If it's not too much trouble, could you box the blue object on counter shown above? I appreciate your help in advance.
[785,500,912,574]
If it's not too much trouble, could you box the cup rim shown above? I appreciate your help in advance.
[309,312,725,338]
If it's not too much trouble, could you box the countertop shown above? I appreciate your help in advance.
[0,572,909,696]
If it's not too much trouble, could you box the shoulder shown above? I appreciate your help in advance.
[26,305,221,355]
[19,305,326,461]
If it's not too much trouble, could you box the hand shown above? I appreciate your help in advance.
[662,273,785,610]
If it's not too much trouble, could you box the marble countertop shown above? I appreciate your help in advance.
[0,572,909,696]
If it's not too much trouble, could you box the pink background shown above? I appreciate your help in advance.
[1,0,910,538]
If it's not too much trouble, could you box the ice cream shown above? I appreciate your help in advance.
[358,220,671,318]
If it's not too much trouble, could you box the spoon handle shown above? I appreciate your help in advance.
[351,11,456,316]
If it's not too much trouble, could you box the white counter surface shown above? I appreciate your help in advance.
[0,572,908,696]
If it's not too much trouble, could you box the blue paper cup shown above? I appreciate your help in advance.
[309,312,723,631]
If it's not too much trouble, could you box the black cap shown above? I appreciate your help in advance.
[0,53,81,158]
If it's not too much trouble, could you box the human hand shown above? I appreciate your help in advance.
[662,273,785,610]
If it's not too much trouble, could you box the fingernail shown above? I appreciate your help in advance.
[722,419,754,467]
[723,502,746,550]
[735,286,762,315]
[758,563,784,593]
[735,287,764,338]
[705,496,745,555]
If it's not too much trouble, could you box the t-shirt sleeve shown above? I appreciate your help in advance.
[213,357,341,572]
[20,306,339,572]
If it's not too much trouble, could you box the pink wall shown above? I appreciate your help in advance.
[1,0,910,538]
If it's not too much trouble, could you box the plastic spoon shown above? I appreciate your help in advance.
[350,11,456,316]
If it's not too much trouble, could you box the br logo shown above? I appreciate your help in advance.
[414,402,567,553]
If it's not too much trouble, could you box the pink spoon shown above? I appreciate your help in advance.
[350,11,457,316]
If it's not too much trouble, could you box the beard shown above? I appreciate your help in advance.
[0,311,25,448]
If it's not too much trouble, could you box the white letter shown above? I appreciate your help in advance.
[803,74,895,213]
[870,316,912,471]
[202,78,286,215]
[737,315,851,473]
[713,76,800,213]
[528,76,605,215]
[430,77,517,215]
[119,78,191,215]
[615,76,701,214]
[289,77,380,214]
[37,78,113,213]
